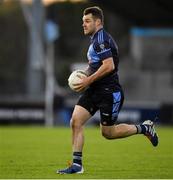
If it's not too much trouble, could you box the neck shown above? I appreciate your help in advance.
[91,25,103,37]
[96,25,103,33]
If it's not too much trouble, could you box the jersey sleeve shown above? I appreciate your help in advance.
[93,40,112,61]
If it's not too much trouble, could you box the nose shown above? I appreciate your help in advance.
[82,22,85,27]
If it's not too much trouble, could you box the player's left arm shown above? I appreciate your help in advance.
[74,57,114,92]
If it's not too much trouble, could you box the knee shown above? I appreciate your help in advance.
[70,114,82,130]
[101,130,114,140]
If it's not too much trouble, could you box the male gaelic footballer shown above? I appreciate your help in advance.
[57,6,158,174]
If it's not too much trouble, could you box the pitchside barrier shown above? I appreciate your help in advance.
[0,97,172,125]
[0,95,64,125]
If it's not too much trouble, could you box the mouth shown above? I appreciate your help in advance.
[83,29,88,34]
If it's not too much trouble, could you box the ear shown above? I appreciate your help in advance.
[95,18,102,26]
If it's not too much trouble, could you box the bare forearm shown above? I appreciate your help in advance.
[87,58,115,85]
[73,58,114,92]
[88,64,112,84]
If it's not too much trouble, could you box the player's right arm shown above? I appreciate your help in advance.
[74,57,114,92]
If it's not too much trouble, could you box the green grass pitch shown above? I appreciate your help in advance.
[0,125,173,179]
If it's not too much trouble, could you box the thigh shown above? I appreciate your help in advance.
[71,105,92,126]
[77,89,98,116]
[99,90,124,126]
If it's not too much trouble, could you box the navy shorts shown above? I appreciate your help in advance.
[77,87,124,126]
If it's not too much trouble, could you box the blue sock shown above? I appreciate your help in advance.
[73,152,82,165]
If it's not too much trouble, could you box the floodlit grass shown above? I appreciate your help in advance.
[0,125,173,179]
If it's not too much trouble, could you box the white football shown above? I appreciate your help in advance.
[68,70,87,91]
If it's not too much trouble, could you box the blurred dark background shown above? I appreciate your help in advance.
[0,0,173,126]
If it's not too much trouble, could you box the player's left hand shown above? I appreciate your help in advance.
[73,76,90,92]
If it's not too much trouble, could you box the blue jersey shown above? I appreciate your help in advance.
[87,28,121,90]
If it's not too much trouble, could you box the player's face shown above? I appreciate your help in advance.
[82,14,97,36]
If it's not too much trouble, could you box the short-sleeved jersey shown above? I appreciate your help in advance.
[87,28,121,90]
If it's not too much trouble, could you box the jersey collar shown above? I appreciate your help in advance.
[90,28,104,41]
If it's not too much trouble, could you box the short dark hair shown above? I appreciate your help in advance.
[83,6,104,24]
